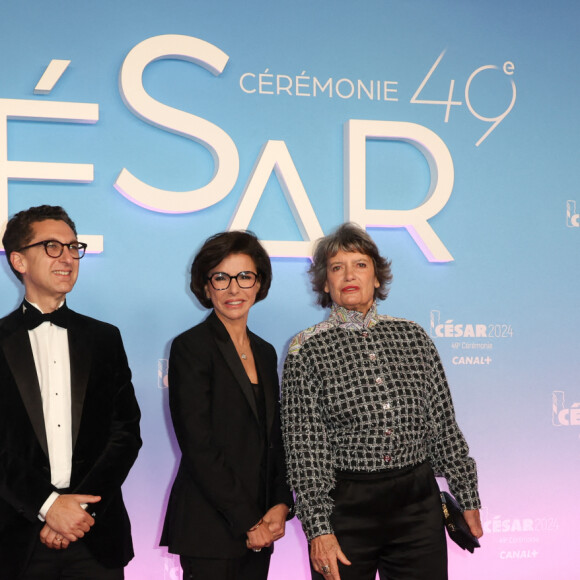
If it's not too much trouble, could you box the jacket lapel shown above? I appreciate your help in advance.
[1,312,49,457]
[208,312,260,422]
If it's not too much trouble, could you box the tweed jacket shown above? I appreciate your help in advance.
[281,302,480,540]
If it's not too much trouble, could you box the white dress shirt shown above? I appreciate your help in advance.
[26,301,73,519]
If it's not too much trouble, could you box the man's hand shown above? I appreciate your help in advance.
[44,494,101,542]
[310,533,351,580]
[39,524,71,550]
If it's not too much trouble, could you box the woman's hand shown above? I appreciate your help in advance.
[246,518,275,551]
[263,503,289,542]
[464,509,484,539]
[310,534,351,580]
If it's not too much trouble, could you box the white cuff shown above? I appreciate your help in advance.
[38,491,60,522]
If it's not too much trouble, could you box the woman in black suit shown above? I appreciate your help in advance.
[161,231,293,580]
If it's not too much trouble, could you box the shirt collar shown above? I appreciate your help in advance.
[328,301,379,330]
[23,299,65,315]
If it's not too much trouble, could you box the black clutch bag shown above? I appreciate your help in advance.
[440,491,480,553]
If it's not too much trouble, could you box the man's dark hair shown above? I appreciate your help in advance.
[2,205,77,282]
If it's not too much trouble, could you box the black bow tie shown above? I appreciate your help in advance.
[23,302,69,330]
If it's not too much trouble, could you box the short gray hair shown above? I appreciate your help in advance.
[309,223,393,308]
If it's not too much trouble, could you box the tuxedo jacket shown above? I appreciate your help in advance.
[0,304,142,579]
[160,311,293,559]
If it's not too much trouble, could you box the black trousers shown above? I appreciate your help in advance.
[20,538,123,580]
[311,461,447,580]
[180,549,271,580]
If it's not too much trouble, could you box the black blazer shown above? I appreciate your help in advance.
[0,304,142,579]
[160,311,293,558]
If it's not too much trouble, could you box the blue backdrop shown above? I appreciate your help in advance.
[1,1,579,578]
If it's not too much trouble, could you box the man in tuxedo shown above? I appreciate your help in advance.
[0,205,142,579]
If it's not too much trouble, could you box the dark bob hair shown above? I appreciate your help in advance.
[2,205,77,283]
[309,222,393,308]
[190,231,272,309]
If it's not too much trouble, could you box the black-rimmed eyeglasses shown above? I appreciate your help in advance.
[17,240,88,259]
[207,271,258,290]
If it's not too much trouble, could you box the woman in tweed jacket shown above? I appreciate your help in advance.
[281,223,482,580]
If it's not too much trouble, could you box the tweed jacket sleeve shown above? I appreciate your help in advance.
[422,330,480,510]
[281,343,336,541]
